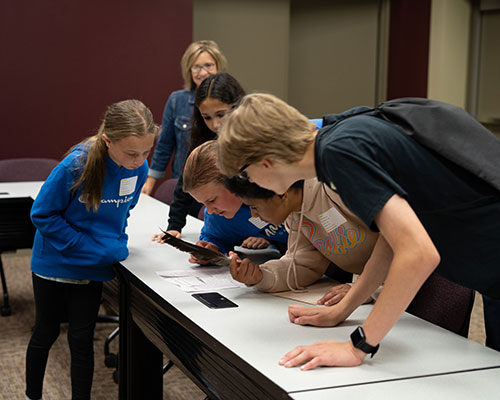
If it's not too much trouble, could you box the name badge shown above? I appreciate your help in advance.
[319,206,346,232]
[119,176,137,196]
[248,216,268,229]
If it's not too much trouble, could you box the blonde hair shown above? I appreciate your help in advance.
[180,40,228,90]
[217,93,316,177]
[183,140,224,193]
[70,99,158,212]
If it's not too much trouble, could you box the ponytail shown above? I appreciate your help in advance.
[69,99,158,212]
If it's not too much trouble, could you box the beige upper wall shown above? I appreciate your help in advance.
[193,0,385,117]
[428,0,500,135]
[193,0,290,100]
[427,0,471,108]
[476,10,500,124]
[288,0,382,117]
[194,0,498,125]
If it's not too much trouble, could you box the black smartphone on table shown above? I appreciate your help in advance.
[192,292,238,309]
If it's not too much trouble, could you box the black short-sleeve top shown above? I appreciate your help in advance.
[315,114,500,297]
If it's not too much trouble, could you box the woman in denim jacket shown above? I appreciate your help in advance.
[142,40,227,195]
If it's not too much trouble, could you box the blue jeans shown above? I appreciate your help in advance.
[25,273,103,400]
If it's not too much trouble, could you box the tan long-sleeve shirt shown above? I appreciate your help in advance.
[256,178,379,292]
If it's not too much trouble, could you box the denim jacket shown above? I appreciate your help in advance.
[148,89,195,179]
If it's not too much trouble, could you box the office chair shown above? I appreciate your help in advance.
[197,206,205,221]
[406,272,475,337]
[0,157,59,316]
[154,177,205,221]
[153,178,179,205]
[0,157,59,182]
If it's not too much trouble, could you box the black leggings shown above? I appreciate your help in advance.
[26,273,103,400]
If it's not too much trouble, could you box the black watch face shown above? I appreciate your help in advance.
[351,326,379,356]
[351,326,364,346]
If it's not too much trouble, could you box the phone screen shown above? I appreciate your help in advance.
[192,292,238,309]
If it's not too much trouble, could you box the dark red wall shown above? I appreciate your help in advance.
[0,0,192,161]
[387,0,431,99]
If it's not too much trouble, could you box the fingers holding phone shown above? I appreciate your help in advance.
[189,240,220,264]
[228,251,262,285]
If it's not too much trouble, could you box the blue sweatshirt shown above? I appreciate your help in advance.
[30,146,148,281]
[199,205,288,254]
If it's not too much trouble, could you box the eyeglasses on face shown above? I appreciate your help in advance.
[191,63,216,74]
[238,164,249,180]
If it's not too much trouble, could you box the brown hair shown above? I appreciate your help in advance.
[70,99,158,211]
[180,40,228,90]
[183,140,224,193]
[217,93,316,177]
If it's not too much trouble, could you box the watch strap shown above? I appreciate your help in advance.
[350,326,379,358]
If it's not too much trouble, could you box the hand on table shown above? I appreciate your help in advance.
[228,251,263,285]
[188,240,220,265]
[317,283,351,306]
[241,237,269,249]
[288,304,347,327]
[279,340,365,370]
[151,230,181,243]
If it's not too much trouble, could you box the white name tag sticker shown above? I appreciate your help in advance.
[248,216,268,229]
[319,206,347,232]
[119,176,137,196]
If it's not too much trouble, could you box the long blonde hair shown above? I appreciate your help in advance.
[70,99,158,212]
[181,40,228,90]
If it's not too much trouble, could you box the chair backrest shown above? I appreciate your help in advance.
[406,272,474,337]
[153,178,179,205]
[0,158,59,182]
[197,206,205,221]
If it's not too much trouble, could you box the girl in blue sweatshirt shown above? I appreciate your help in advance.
[25,99,157,400]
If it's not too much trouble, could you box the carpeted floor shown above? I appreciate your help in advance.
[0,251,205,400]
[0,251,487,400]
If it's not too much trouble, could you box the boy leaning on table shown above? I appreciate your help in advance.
[217,93,500,369]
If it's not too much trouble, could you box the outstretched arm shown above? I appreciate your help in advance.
[280,194,440,370]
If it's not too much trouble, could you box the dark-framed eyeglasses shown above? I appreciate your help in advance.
[191,63,216,74]
[238,163,249,180]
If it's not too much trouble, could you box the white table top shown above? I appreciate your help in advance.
[290,367,500,399]
[4,181,500,395]
[0,181,43,199]
[122,195,500,395]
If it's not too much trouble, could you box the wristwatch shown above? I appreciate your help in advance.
[350,326,379,358]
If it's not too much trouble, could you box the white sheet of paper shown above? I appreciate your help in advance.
[156,267,246,292]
